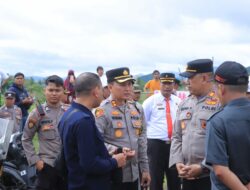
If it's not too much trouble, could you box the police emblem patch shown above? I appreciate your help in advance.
[123,70,129,76]
[95,108,104,118]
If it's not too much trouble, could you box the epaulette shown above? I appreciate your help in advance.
[205,91,219,105]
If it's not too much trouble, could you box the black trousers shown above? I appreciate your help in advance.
[112,179,138,190]
[36,163,67,190]
[147,139,181,190]
[183,177,211,190]
[122,180,138,190]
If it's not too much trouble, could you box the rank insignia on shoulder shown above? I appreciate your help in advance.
[115,129,123,138]
[205,99,218,105]
[112,110,120,116]
[28,118,37,129]
[95,108,104,118]
[186,112,192,119]
[111,100,117,107]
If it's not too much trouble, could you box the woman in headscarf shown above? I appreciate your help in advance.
[64,70,76,103]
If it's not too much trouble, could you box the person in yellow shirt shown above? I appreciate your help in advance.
[144,70,161,96]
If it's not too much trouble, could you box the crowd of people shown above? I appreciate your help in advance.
[0,59,250,190]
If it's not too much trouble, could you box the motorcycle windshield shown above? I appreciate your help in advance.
[0,118,14,160]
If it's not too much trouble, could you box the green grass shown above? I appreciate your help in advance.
[32,134,39,153]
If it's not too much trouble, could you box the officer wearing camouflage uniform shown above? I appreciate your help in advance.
[95,67,150,190]
[22,75,69,190]
[169,59,220,190]
[0,91,22,133]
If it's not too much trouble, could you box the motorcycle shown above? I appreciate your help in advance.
[0,118,36,190]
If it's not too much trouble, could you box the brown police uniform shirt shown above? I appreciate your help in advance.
[22,102,69,167]
[0,105,22,133]
[95,97,149,183]
[169,92,220,173]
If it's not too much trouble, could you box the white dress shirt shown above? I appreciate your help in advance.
[100,75,107,87]
[142,93,181,141]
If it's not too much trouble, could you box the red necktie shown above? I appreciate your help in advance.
[166,98,173,139]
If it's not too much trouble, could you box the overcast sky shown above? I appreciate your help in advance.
[1,0,250,77]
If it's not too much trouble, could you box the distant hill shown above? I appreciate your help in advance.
[26,76,45,83]
[247,66,250,74]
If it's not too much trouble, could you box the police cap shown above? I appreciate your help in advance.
[4,91,16,99]
[133,84,141,93]
[180,59,213,78]
[106,67,135,84]
[214,61,249,85]
[160,73,175,83]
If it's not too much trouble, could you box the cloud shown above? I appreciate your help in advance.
[0,0,250,77]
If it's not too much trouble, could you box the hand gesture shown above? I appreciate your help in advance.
[113,153,126,168]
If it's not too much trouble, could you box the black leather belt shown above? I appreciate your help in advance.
[148,139,171,144]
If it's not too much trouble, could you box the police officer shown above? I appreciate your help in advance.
[8,72,34,130]
[205,61,250,190]
[95,67,150,190]
[169,59,220,190]
[132,84,142,102]
[22,75,69,190]
[0,91,22,133]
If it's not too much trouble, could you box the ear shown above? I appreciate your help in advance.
[221,85,227,96]
[108,83,112,91]
[92,86,99,98]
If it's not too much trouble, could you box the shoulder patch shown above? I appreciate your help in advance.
[95,108,104,118]
[28,117,37,129]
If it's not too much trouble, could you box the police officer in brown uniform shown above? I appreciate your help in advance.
[0,91,22,133]
[22,75,69,190]
[95,67,150,190]
[169,59,221,190]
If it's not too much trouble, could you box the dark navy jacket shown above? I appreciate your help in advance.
[58,101,117,190]
[8,83,31,117]
[206,98,250,190]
